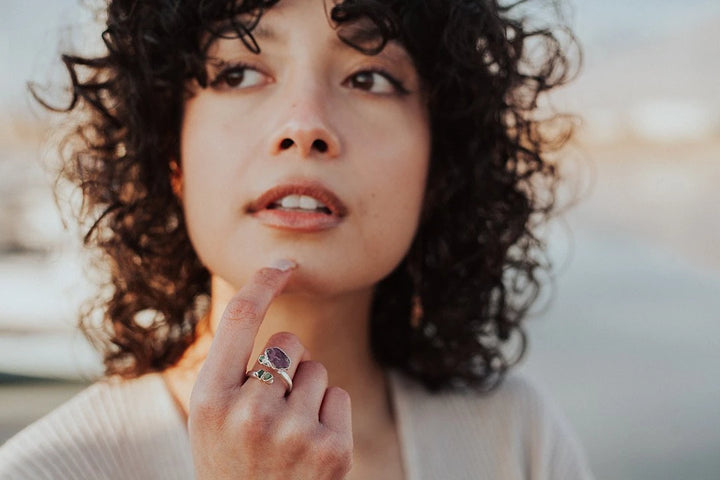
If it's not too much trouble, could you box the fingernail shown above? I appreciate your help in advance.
[269,259,297,272]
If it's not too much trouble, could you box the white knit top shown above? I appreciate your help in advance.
[0,370,594,479]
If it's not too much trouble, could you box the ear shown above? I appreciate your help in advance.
[169,159,183,200]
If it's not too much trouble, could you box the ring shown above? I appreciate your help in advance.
[272,370,293,393]
[247,347,294,394]
[259,347,293,393]
[248,369,274,384]
[258,347,291,370]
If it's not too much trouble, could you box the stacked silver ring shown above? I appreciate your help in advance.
[247,347,293,394]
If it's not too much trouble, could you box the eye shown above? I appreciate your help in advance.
[345,69,408,95]
[210,63,268,90]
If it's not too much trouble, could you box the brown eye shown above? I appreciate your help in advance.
[211,64,267,90]
[346,70,407,95]
[224,69,245,87]
[350,72,376,90]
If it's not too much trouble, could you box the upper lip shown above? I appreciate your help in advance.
[247,180,348,217]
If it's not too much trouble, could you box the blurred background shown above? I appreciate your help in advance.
[1,0,719,478]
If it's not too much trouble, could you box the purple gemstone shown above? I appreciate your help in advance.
[265,347,291,370]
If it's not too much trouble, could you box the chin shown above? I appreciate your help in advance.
[213,252,391,299]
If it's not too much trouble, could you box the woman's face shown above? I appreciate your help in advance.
[180,0,430,296]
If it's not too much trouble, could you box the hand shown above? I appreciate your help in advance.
[188,261,353,479]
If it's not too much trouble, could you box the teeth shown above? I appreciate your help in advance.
[299,195,320,210]
[280,195,300,209]
[277,195,327,211]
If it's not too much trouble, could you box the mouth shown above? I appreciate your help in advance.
[246,181,348,232]
[247,181,348,216]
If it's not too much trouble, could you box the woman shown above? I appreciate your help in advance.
[0,0,592,478]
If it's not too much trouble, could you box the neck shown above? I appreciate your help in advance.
[165,274,395,448]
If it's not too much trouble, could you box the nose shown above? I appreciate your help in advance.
[271,123,341,158]
[268,90,341,159]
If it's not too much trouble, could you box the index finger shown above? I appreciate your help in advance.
[196,259,297,394]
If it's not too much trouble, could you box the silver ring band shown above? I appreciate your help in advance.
[275,369,293,393]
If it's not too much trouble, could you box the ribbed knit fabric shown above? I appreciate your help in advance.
[0,374,194,480]
[0,371,593,479]
[388,373,594,480]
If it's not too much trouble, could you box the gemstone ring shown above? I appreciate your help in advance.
[259,347,292,371]
[254,347,293,393]
[249,368,274,384]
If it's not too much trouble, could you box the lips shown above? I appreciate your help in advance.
[247,181,348,217]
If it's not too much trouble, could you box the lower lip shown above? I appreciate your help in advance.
[252,209,343,232]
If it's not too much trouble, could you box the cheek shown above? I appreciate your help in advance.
[372,109,429,215]
[178,99,244,265]
[353,118,430,279]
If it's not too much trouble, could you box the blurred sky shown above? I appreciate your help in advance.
[573,0,719,44]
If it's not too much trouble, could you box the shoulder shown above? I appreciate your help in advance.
[0,373,193,480]
[389,370,594,480]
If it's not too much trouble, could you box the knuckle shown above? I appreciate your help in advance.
[188,391,227,428]
[297,360,328,382]
[323,386,352,414]
[316,435,353,469]
[267,331,302,350]
[234,399,272,423]
[272,418,313,449]
[326,386,350,404]
[231,402,274,438]
[225,295,260,323]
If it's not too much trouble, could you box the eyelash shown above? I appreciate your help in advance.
[209,61,409,95]
[209,61,265,89]
[350,67,410,95]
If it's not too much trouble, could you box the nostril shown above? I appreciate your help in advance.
[313,139,328,153]
[280,138,294,149]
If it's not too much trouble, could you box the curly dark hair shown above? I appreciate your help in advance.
[38,0,579,392]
